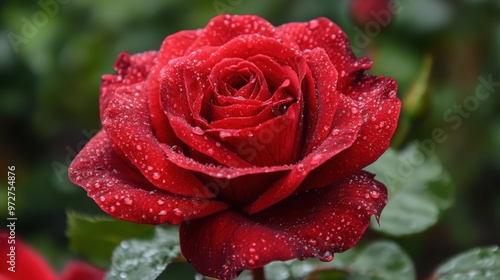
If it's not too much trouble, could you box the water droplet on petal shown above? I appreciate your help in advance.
[99,196,105,202]
[173,208,183,216]
[370,191,380,199]
[309,19,320,30]
[249,248,256,253]
[219,131,231,139]
[158,210,167,216]
[157,199,165,205]
[170,145,183,154]
[136,145,142,150]
[308,239,317,246]
[109,206,116,212]
[192,126,204,135]
[319,251,333,262]
[153,172,160,180]
[124,197,133,205]
[311,154,322,165]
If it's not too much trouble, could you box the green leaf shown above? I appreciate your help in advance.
[106,226,181,280]
[432,246,500,280]
[66,212,155,268]
[365,142,455,236]
[313,241,415,280]
[235,242,414,280]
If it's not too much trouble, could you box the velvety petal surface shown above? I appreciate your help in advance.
[180,171,387,280]
[103,85,216,197]
[100,51,157,122]
[148,30,200,144]
[68,130,229,224]
[301,76,400,191]
[245,94,363,214]
[275,17,373,90]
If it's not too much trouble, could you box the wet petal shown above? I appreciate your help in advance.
[148,30,200,144]
[187,15,276,51]
[100,51,157,122]
[68,130,229,224]
[245,95,363,214]
[276,17,372,90]
[301,76,400,191]
[60,261,105,280]
[180,171,387,280]
[103,85,215,198]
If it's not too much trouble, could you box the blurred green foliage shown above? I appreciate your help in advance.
[1,0,499,278]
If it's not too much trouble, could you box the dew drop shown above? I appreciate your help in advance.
[99,196,105,202]
[308,239,317,246]
[192,126,204,135]
[157,199,165,205]
[173,208,183,216]
[370,191,380,199]
[351,107,358,114]
[152,172,160,180]
[319,251,333,262]
[248,259,255,265]
[147,166,153,171]
[249,248,256,253]
[379,121,385,128]
[136,144,142,150]
[219,131,231,139]
[207,148,214,155]
[309,19,320,30]
[170,145,183,154]
[124,197,133,205]
[158,210,167,216]
[109,206,116,212]
[311,154,322,165]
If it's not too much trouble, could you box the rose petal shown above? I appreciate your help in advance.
[102,86,216,198]
[187,15,276,51]
[245,95,363,214]
[180,171,387,280]
[68,130,229,224]
[301,75,400,191]
[148,30,200,144]
[100,51,157,122]
[276,17,372,90]
[0,232,57,280]
[302,48,339,154]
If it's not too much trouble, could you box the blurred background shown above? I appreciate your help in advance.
[1,0,499,279]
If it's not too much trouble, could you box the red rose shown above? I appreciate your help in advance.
[69,15,400,279]
[0,232,104,280]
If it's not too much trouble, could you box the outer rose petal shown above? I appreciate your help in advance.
[180,171,387,280]
[0,232,57,280]
[276,17,373,90]
[103,85,216,198]
[301,76,400,191]
[68,130,229,224]
[60,261,105,280]
[100,51,157,122]
[148,30,201,144]
[245,94,363,214]
[186,15,276,51]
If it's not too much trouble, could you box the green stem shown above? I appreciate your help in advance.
[252,267,266,280]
